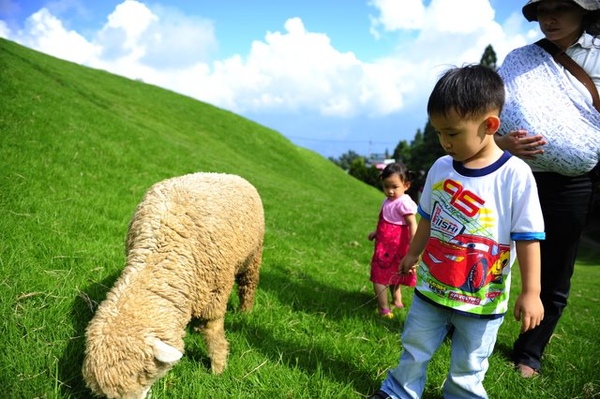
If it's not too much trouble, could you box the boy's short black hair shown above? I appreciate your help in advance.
[427,64,505,120]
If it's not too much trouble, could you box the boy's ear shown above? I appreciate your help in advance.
[484,115,501,134]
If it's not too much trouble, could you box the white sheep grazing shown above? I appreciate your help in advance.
[82,172,264,399]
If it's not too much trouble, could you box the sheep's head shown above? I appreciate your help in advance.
[82,336,183,399]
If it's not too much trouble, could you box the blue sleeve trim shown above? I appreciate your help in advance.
[417,206,430,220]
[511,232,545,241]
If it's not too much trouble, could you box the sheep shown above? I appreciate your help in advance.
[82,172,264,399]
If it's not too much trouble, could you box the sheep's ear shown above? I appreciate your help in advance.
[152,339,183,363]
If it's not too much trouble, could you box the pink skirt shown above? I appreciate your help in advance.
[370,214,416,287]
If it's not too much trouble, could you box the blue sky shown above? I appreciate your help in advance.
[0,0,542,158]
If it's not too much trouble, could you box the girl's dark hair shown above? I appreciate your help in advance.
[379,162,416,183]
[427,64,505,120]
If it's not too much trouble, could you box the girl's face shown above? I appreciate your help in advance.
[536,0,587,49]
[382,174,409,201]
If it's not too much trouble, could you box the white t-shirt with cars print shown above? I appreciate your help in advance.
[414,151,545,318]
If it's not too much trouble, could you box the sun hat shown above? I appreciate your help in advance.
[522,0,600,21]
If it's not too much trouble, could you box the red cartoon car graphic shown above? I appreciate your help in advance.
[422,234,510,293]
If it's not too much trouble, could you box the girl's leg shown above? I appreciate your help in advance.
[443,314,503,399]
[390,284,404,308]
[380,296,451,398]
[374,282,391,315]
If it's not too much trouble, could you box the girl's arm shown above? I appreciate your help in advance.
[405,213,418,241]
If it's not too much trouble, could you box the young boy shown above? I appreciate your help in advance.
[369,65,545,399]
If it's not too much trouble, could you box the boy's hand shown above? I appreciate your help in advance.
[513,292,544,333]
[400,254,418,275]
[367,231,376,241]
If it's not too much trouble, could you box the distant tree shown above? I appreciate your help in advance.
[411,129,424,153]
[402,45,498,175]
[410,120,445,172]
[347,157,380,188]
[480,44,498,70]
[329,45,502,193]
[328,150,363,171]
[392,140,412,166]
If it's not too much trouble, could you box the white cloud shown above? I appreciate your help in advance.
[0,0,531,125]
[213,17,368,116]
[94,1,217,69]
[104,0,156,43]
[424,0,495,34]
[369,0,426,36]
[362,0,525,115]
[8,8,100,64]
[0,19,9,37]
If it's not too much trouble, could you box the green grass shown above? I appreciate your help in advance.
[1,37,599,398]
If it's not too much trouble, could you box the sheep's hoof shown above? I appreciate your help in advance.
[211,363,226,374]
[238,303,254,312]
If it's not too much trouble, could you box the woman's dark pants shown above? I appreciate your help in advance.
[512,171,592,371]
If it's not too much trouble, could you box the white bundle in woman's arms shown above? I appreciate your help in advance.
[499,44,600,176]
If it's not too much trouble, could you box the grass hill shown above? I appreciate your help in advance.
[1,38,599,398]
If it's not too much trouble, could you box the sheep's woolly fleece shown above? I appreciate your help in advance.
[82,172,264,399]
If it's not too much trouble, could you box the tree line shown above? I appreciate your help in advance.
[329,45,498,200]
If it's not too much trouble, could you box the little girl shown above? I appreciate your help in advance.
[367,162,418,319]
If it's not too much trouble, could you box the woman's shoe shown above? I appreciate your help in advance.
[368,390,392,399]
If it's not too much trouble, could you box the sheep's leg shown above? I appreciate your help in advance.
[236,249,262,312]
[200,317,229,374]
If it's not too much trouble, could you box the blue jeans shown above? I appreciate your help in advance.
[380,295,504,399]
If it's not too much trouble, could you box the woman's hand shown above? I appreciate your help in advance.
[495,130,547,159]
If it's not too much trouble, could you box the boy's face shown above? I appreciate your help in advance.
[429,109,498,163]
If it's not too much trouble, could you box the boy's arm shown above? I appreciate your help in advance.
[400,217,430,274]
[513,240,544,333]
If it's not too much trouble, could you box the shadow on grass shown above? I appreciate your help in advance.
[59,272,121,398]
[257,263,411,322]
[236,263,408,395]
[184,319,219,371]
[493,341,515,364]
[58,261,409,398]
[224,316,382,395]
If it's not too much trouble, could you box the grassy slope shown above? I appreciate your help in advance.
[0,37,383,398]
[1,38,599,398]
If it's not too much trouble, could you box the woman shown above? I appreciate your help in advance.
[496,0,600,378]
